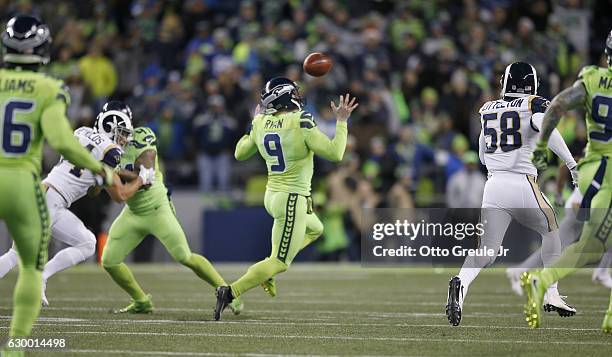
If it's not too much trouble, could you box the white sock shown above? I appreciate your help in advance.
[458,267,481,291]
[42,245,94,281]
[0,248,19,278]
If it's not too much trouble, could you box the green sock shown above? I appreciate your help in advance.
[9,267,42,337]
[182,254,226,288]
[231,257,287,297]
[539,238,605,289]
[104,263,147,302]
[608,288,612,313]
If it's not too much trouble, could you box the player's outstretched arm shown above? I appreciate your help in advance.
[41,101,111,182]
[304,94,358,162]
[539,81,586,143]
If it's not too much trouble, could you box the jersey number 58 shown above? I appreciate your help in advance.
[482,111,522,153]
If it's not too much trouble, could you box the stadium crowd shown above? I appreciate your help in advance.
[2,0,609,259]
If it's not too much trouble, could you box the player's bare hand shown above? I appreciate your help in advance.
[331,93,358,122]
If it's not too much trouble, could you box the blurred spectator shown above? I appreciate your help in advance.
[446,152,486,208]
[193,95,237,193]
[78,42,117,106]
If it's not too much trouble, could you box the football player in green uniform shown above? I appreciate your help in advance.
[213,77,358,320]
[101,127,243,315]
[524,30,612,332]
[0,16,112,357]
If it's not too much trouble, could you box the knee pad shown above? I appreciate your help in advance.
[77,231,97,259]
[173,249,192,265]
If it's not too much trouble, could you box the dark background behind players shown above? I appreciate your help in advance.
[0,0,609,261]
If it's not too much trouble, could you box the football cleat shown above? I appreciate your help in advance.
[261,277,277,297]
[506,268,523,296]
[445,276,463,326]
[228,296,244,315]
[214,286,233,321]
[602,310,612,333]
[113,294,154,314]
[592,268,612,289]
[41,279,49,307]
[543,292,576,317]
[520,272,545,328]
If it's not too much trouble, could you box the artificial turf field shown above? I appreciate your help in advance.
[0,264,610,356]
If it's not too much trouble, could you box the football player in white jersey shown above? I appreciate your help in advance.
[0,101,155,305]
[445,62,578,326]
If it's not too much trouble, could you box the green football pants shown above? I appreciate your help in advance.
[0,168,49,337]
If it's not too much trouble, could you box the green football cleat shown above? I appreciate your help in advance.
[603,310,612,333]
[261,277,277,297]
[113,294,154,314]
[228,297,244,315]
[520,272,546,328]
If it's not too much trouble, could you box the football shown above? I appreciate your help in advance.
[303,52,333,77]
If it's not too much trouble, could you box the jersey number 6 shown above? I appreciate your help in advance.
[1,100,34,155]
[483,111,522,153]
[263,133,286,172]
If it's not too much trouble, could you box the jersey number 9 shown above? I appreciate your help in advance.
[591,95,612,142]
[483,111,522,153]
[263,133,286,172]
[1,100,34,155]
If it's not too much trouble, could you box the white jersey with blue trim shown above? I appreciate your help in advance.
[478,95,550,176]
[43,127,122,205]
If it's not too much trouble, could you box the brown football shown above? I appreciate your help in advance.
[303,52,333,77]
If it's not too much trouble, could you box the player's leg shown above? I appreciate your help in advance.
[260,200,324,298]
[523,159,611,328]
[604,288,612,333]
[0,172,49,338]
[102,208,151,312]
[0,246,19,278]
[152,202,226,288]
[40,190,96,305]
[216,193,307,320]
[592,247,612,288]
[446,207,512,325]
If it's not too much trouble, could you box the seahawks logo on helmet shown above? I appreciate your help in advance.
[261,77,304,114]
[605,29,612,68]
[500,62,539,99]
[94,101,134,146]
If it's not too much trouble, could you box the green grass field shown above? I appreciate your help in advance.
[1,264,611,356]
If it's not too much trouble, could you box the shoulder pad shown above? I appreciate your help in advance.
[578,65,598,80]
[102,146,122,168]
[299,111,317,129]
[132,127,157,148]
[529,95,550,114]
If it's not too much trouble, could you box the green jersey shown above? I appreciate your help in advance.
[120,127,168,213]
[235,110,348,196]
[578,65,612,162]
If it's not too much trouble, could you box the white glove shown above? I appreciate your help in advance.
[568,164,579,188]
[138,165,156,185]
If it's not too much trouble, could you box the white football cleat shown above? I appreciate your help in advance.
[592,269,612,289]
[506,268,523,296]
[543,290,576,317]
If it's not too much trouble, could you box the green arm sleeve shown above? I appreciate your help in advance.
[40,102,102,173]
[303,121,348,162]
[234,133,258,161]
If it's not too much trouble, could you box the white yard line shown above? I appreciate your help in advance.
[46,349,403,357]
[0,315,603,332]
[34,330,612,346]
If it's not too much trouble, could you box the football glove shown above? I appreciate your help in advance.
[138,165,156,186]
[531,141,549,171]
